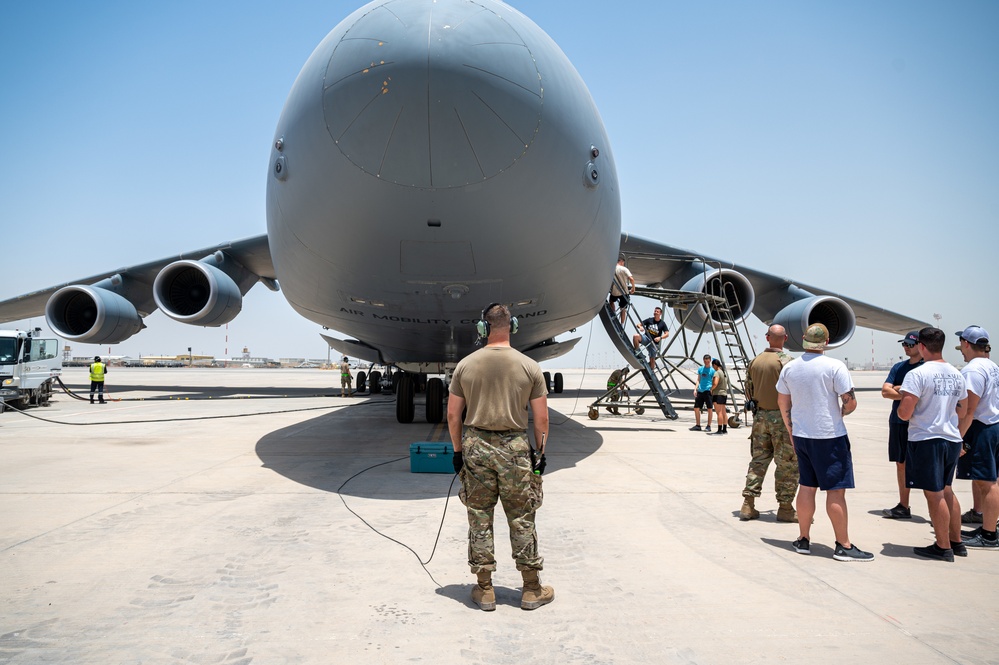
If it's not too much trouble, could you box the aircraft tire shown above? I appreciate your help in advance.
[369,371,382,394]
[396,374,415,423]
[356,371,366,393]
[553,372,563,393]
[543,371,552,393]
[425,377,444,423]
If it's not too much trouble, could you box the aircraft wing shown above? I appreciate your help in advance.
[0,235,276,340]
[620,233,928,344]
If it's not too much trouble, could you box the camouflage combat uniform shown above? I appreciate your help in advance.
[743,409,799,503]
[449,344,548,574]
[742,349,799,503]
[459,427,544,572]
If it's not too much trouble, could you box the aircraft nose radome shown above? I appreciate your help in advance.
[322,0,542,188]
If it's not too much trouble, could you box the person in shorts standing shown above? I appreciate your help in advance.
[880,331,924,519]
[897,327,968,562]
[690,354,716,432]
[777,323,872,562]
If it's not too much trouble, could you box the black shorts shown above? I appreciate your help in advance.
[969,422,999,482]
[906,438,961,492]
[888,421,909,463]
[609,294,630,308]
[712,394,727,405]
[956,420,985,480]
[794,435,855,491]
[694,390,713,409]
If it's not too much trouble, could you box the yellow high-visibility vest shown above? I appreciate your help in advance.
[90,363,105,382]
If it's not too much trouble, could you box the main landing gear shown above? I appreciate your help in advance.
[389,369,563,424]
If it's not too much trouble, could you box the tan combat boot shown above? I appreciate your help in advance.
[520,569,554,610]
[471,571,496,611]
[739,496,760,521]
[776,502,798,523]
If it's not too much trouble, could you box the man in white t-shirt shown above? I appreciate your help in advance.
[608,255,635,325]
[777,323,872,562]
[955,326,999,549]
[898,327,968,562]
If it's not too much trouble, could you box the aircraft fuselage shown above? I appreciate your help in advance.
[266,0,620,365]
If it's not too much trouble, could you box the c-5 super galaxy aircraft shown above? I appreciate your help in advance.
[0,0,924,423]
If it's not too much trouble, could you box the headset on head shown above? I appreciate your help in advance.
[476,302,518,340]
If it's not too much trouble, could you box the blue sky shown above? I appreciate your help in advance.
[1,1,996,368]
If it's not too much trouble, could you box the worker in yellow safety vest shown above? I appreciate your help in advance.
[89,356,107,404]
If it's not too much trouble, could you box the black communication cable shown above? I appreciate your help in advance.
[335,458,459,589]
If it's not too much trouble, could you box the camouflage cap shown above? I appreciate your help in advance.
[802,323,829,350]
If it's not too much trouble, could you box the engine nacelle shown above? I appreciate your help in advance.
[45,285,143,344]
[153,260,243,326]
[772,295,856,352]
[674,268,756,331]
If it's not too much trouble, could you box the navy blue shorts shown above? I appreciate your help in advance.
[956,420,985,480]
[969,422,999,482]
[793,435,855,491]
[712,394,727,405]
[905,438,961,492]
[694,390,713,409]
[888,421,909,463]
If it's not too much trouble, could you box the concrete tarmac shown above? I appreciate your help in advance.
[2,367,996,664]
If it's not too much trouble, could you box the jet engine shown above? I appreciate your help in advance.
[45,285,143,344]
[772,292,856,352]
[153,259,243,326]
[674,266,756,330]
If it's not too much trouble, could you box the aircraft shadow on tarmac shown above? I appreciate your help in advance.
[254,396,604,499]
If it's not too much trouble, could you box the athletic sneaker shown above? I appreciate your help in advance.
[882,503,911,519]
[833,542,874,562]
[913,543,954,562]
[792,537,810,555]
[961,509,983,524]
[951,541,968,557]
[961,526,983,540]
[966,519,999,538]
[704,426,712,432]
[689,425,702,431]
[706,429,727,436]
[963,533,999,550]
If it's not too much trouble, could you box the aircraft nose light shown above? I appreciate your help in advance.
[322,0,543,188]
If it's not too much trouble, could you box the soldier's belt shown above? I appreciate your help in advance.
[467,425,527,437]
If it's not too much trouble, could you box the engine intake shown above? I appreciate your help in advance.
[674,268,756,331]
[45,285,143,344]
[153,260,243,326]
[772,295,856,352]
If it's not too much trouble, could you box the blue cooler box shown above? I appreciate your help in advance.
[409,442,454,473]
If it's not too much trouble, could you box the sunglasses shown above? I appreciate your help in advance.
[902,342,917,348]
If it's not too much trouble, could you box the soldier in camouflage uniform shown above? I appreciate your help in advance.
[448,303,553,611]
[740,324,799,522]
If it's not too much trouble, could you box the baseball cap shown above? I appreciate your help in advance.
[899,331,919,346]
[955,326,990,346]
[802,323,830,350]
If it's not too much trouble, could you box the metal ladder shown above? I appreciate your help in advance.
[590,262,756,424]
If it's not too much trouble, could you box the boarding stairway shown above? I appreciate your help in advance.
[589,260,756,423]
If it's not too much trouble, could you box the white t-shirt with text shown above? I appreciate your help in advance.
[961,357,999,426]
[900,361,967,442]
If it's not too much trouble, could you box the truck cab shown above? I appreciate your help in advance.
[0,329,62,410]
